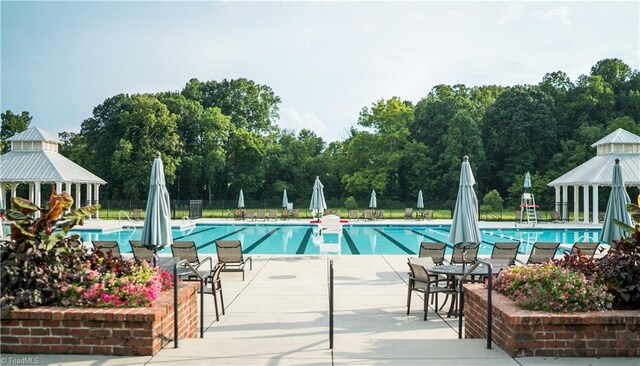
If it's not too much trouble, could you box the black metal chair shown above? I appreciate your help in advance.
[129,240,155,264]
[92,240,122,259]
[491,242,520,266]
[570,242,599,258]
[215,240,253,281]
[527,242,560,264]
[406,257,457,321]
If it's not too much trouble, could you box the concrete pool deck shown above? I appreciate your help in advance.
[4,252,636,366]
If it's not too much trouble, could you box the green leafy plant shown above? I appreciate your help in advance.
[344,196,358,210]
[0,193,99,311]
[482,189,504,211]
[494,263,612,312]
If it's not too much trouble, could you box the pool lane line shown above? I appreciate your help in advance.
[374,229,415,255]
[197,227,248,251]
[173,226,218,241]
[342,229,360,254]
[296,229,313,254]
[244,228,280,253]
[410,228,501,252]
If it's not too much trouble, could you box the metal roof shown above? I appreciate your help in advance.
[0,150,106,184]
[591,128,640,147]
[6,126,60,143]
[548,154,640,187]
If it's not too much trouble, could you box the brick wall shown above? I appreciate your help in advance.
[0,282,199,356]
[464,283,640,357]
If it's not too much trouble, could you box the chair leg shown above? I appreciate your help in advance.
[219,282,225,316]
[406,280,413,315]
[423,290,429,321]
[212,291,220,322]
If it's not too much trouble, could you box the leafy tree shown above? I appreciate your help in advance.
[482,189,504,211]
[1,110,32,153]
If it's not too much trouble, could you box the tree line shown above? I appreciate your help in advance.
[2,58,639,210]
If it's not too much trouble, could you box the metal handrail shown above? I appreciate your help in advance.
[457,259,504,349]
[166,258,205,348]
[328,259,334,349]
[118,210,133,227]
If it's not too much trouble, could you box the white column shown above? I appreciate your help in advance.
[75,183,81,210]
[583,185,590,224]
[29,183,34,202]
[562,185,569,221]
[0,184,5,209]
[55,182,63,194]
[11,183,17,198]
[65,182,72,195]
[592,185,599,224]
[573,185,579,222]
[34,182,41,217]
[94,184,100,219]
[86,184,93,219]
[554,186,561,213]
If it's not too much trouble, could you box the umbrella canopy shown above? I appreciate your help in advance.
[449,156,482,245]
[524,171,532,191]
[369,190,377,209]
[600,159,632,244]
[237,189,245,208]
[140,153,173,254]
[416,190,424,209]
[309,176,327,216]
[282,189,289,208]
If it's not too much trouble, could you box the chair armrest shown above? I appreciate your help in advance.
[194,256,213,273]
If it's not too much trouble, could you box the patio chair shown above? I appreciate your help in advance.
[514,210,522,222]
[244,209,255,221]
[375,210,384,220]
[526,242,560,264]
[215,240,253,281]
[210,263,225,321]
[363,210,374,221]
[170,241,214,284]
[348,210,359,221]
[491,242,520,266]
[132,209,143,221]
[266,210,276,221]
[450,242,479,265]
[404,208,413,219]
[92,240,122,259]
[233,209,243,220]
[570,242,599,258]
[281,209,289,220]
[291,209,299,219]
[407,257,457,321]
[255,209,266,221]
[129,240,155,264]
[551,210,562,222]
[418,242,446,265]
[424,210,434,220]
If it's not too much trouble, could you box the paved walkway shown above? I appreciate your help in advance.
[4,255,638,366]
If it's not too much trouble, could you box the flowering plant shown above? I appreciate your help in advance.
[494,263,612,312]
[60,255,174,308]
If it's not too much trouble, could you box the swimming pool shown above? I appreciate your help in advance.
[72,224,601,256]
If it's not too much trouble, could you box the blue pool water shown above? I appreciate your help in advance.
[72,224,601,256]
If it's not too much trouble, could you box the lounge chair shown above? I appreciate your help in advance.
[514,210,522,222]
[418,242,446,265]
[132,209,143,221]
[255,209,266,221]
[363,210,374,221]
[92,240,122,259]
[526,242,560,264]
[375,210,384,220]
[348,210,359,221]
[281,209,289,220]
[404,208,413,219]
[407,257,457,321]
[450,242,479,265]
[491,242,520,266]
[551,210,562,222]
[424,210,434,220]
[215,240,253,281]
[129,240,155,264]
[570,242,599,258]
[244,209,255,221]
[291,209,299,219]
[233,209,243,220]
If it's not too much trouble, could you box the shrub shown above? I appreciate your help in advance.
[482,189,503,211]
[494,263,612,312]
[345,196,358,210]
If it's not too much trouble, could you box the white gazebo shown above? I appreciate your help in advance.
[548,128,640,224]
[0,127,106,218]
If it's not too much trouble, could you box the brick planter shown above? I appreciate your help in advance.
[0,282,199,356]
[463,284,640,357]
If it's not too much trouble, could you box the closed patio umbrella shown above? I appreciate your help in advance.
[417,190,424,209]
[449,156,482,246]
[600,159,632,244]
[140,153,173,266]
[524,171,531,192]
[309,176,327,218]
[238,189,245,209]
[282,189,289,209]
[369,190,377,209]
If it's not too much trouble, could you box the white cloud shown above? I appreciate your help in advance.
[498,4,523,25]
[532,6,571,25]
[277,106,329,140]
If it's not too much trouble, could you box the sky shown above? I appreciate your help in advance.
[1,1,638,143]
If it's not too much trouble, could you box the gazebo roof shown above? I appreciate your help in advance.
[0,150,106,184]
[6,126,60,143]
[549,128,640,187]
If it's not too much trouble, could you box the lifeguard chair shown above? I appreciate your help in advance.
[520,193,538,224]
[317,214,342,255]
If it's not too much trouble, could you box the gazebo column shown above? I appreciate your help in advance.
[554,186,561,213]
[75,183,81,210]
[55,181,63,194]
[11,183,18,198]
[94,184,100,219]
[562,185,569,221]
[573,185,579,222]
[34,182,41,218]
[592,185,599,224]
[0,184,5,208]
[65,183,72,213]
[29,183,34,202]
[86,184,93,219]
[583,185,590,224]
